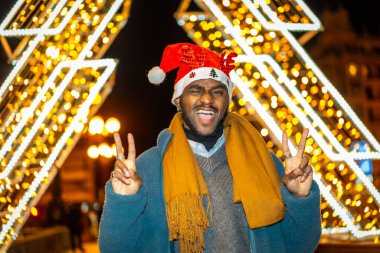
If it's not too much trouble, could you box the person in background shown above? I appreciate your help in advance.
[98,43,321,253]
[67,203,84,252]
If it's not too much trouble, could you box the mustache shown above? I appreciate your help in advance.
[194,105,218,111]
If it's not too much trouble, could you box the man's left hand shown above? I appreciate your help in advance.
[281,129,313,198]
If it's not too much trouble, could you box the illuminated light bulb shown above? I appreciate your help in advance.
[89,116,104,135]
[45,46,60,59]
[260,128,268,136]
[250,28,258,36]
[194,31,201,39]
[189,15,197,22]
[20,107,31,119]
[201,41,210,48]
[64,103,71,111]
[248,107,255,115]
[92,93,102,105]
[87,145,99,159]
[213,40,221,47]
[239,108,247,115]
[102,37,109,44]
[238,98,246,106]
[291,69,299,77]
[99,143,112,158]
[110,27,118,34]
[30,207,38,217]
[105,117,120,133]
[253,72,261,79]
[224,40,231,47]
[57,113,66,124]
[74,122,84,133]
[348,63,357,76]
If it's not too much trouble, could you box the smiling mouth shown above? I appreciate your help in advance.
[196,110,215,116]
[196,109,216,123]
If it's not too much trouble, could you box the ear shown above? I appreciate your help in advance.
[174,98,181,111]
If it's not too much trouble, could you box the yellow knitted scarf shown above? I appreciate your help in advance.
[163,112,285,253]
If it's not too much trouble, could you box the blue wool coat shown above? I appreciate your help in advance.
[98,129,321,253]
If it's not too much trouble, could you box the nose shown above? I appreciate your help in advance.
[199,90,214,105]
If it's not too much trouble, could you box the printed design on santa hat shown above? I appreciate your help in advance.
[189,72,196,78]
[180,46,206,69]
[220,51,238,75]
[209,68,218,78]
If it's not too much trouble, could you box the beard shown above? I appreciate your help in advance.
[180,100,228,138]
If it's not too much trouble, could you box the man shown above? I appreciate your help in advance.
[98,43,321,253]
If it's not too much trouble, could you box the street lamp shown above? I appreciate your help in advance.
[86,116,120,159]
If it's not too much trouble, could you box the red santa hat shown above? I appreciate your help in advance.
[147,43,237,104]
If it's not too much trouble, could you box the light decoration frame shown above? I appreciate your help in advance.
[0,0,130,250]
[176,0,380,238]
[0,58,117,244]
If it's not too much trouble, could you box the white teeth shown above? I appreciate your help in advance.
[197,110,215,115]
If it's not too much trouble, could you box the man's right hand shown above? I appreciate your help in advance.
[110,132,142,195]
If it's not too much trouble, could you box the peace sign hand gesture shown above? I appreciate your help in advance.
[282,129,313,198]
[110,133,142,195]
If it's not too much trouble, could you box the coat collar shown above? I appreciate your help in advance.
[157,129,172,158]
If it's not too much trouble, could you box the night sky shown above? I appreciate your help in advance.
[0,0,379,155]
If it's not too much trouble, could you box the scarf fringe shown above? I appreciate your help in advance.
[166,193,211,253]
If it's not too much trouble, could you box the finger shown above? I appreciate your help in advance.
[283,168,303,185]
[298,155,310,170]
[112,169,131,184]
[127,133,136,161]
[282,131,291,157]
[114,132,125,158]
[296,128,309,158]
[300,165,313,182]
[290,167,304,178]
[115,160,131,177]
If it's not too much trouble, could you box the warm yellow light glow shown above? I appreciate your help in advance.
[260,128,269,136]
[99,143,113,158]
[46,46,60,59]
[89,116,104,135]
[30,207,38,217]
[74,122,85,133]
[87,145,99,159]
[105,117,121,133]
[348,63,358,76]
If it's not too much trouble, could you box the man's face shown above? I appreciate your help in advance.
[175,78,229,137]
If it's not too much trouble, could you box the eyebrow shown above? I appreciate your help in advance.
[188,84,227,90]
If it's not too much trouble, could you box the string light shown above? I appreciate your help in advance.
[0,0,128,249]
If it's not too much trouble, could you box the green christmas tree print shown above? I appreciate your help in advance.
[209,68,218,78]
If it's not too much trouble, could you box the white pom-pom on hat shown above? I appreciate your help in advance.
[147,66,166,86]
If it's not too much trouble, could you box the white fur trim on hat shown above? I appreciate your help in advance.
[148,66,166,85]
[171,67,233,104]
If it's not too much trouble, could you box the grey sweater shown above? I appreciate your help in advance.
[175,145,250,252]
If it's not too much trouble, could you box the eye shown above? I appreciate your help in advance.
[211,89,226,96]
[188,88,203,95]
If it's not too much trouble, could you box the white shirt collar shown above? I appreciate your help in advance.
[187,134,225,158]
